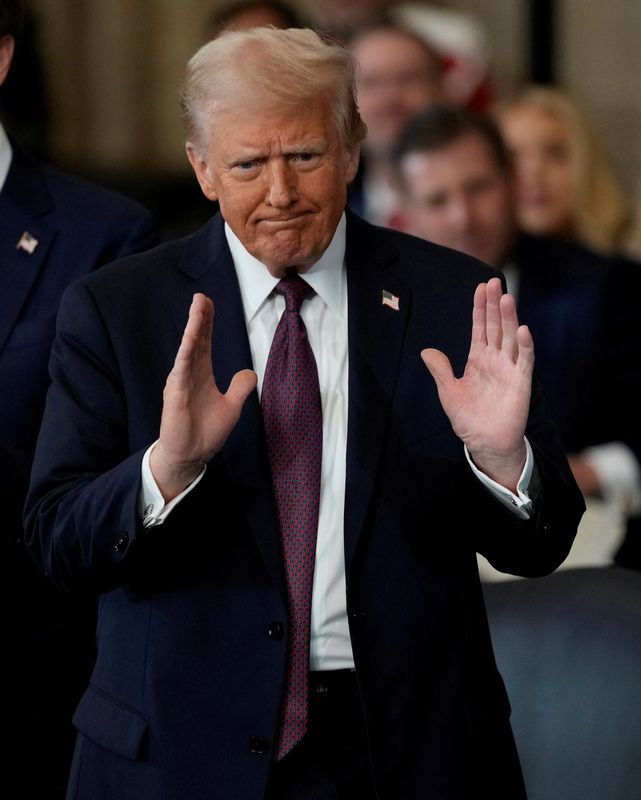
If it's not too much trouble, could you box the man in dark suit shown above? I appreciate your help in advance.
[392,106,641,529]
[0,2,159,796]
[24,28,583,799]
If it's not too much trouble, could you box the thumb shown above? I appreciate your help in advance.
[421,348,454,391]
[226,369,258,409]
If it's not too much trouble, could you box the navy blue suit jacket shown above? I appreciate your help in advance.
[510,233,640,459]
[25,212,583,799]
[0,143,158,797]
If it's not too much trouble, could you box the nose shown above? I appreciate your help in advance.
[517,151,543,182]
[265,160,298,208]
[449,195,473,231]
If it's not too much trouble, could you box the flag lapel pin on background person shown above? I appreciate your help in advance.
[16,231,39,254]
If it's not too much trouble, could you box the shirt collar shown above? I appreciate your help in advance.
[0,123,12,193]
[225,213,347,322]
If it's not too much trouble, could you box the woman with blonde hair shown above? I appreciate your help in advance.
[498,85,630,254]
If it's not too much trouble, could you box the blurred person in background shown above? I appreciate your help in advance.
[311,0,494,111]
[204,0,304,40]
[0,0,48,158]
[623,179,641,262]
[393,105,641,575]
[497,85,631,256]
[348,21,444,228]
[0,1,159,796]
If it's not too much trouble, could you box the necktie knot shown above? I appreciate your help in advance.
[275,273,313,313]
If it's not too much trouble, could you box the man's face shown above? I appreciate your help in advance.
[188,100,359,276]
[351,29,442,159]
[0,34,15,86]
[397,133,515,267]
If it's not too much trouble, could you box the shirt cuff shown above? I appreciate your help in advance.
[139,441,207,528]
[581,442,641,515]
[464,438,534,520]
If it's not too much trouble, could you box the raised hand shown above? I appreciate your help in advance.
[150,293,257,501]
[421,277,534,492]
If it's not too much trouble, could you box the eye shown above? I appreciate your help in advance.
[422,193,447,210]
[230,160,261,179]
[292,152,321,167]
[543,143,570,164]
[468,178,493,197]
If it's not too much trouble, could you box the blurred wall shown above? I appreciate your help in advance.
[35,0,215,175]
[26,0,641,200]
[557,0,641,197]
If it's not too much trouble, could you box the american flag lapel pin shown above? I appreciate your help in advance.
[381,289,400,311]
[16,231,39,254]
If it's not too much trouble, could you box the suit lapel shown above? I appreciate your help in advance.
[343,214,411,574]
[0,149,56,357]
[172,217,286,595]
[166,213,411,589]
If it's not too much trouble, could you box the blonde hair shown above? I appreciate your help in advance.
[180,27,367,154]
[624,187,641,260]
[499,86,630,254]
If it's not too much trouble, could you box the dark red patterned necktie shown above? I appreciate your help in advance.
[261,272,322,760]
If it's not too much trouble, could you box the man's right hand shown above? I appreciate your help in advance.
[150,293,257,502]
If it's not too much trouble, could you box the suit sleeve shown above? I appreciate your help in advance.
[469,373,585,577]
[23,280,149,594]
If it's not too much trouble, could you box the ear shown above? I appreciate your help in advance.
[186,143,219,202]
[344,144,361,186]
[0,35,15,86]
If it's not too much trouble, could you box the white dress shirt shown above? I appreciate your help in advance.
[140,212,534,669]
[0,123,13,192]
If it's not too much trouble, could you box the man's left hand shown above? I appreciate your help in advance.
[421,277,534,493]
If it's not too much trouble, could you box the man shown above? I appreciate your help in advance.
[347,22,444,228]
[393,106,641,545]
[25,29,582,799]
[0,2,158,796]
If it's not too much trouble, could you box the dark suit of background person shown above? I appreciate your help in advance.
[605,256,641,573]
[508,233,641,469]
[23,206,584,799]
[0,128,158,795]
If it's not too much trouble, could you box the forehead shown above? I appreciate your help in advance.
[207,97,339,154]
[401,133,504,189]
[503,106,569,142]
[353,29,437,73]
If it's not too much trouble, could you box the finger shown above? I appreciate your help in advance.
[485,277,503,349]
[225,369,258,411]
[171,295,213,380]
[172,297,201,368]
[193,293,214,365]
[471,282,488,350]
[499,291,519,361]
[516,325,535,376]
[421,348,455,391]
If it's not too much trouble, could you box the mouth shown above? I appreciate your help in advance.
[258,213,310,226]
[520,190,550,206]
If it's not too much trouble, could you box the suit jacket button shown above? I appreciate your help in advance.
[249,736,270,755]
[113,532,129,554]
[268,622,284,640]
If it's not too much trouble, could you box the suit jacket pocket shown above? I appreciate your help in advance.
[72,684,149,761]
